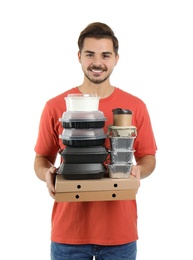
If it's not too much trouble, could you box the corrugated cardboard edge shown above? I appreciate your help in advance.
[55,189,137,202]
[55,174,139,192]
[55,175,139,202]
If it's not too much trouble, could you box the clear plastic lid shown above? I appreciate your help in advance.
[59,110,107,122]
[66,93,98,98]
[59,128,107,140]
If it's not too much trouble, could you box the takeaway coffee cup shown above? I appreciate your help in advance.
[112,108,133,126]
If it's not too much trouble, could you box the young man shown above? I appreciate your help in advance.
[34,22,157,260]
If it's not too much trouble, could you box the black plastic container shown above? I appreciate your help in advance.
[60,146,108,163]
[62,138,106,147]
[60,111,107,129]
[57,162,107,180]
[61,121,105,128]
[59,128,107,147]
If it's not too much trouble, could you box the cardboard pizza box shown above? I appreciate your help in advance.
[55,175,140,202]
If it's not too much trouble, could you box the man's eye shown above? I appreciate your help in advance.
[86,53,93,57]
[103,54,110,59]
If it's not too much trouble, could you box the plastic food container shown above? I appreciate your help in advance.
[59,146,108,163]
[109,136,136,150]
[57,162,107,179]
[109,149,135,163]
[108,163,133,178]
[107,125,137,137]
[65,94,100,111]
[59,110,107,128]
[59,128,107,147]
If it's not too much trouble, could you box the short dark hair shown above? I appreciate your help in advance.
[78,22,119,56]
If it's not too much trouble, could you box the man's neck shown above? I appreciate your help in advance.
[78,82,114,99]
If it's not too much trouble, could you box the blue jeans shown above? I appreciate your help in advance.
[51,241,137,260]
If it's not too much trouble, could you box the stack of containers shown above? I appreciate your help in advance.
[107,108,137,178]
[57,94,108,180]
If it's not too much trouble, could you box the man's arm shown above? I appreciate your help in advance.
[131,154,156,180]
[34,154,58,198]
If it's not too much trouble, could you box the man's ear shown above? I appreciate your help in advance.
[115,54,119,66]
[78,51,81,63]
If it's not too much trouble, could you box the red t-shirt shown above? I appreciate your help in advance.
[34,87,157,245]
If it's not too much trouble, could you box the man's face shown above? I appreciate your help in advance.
[78,38,119,84]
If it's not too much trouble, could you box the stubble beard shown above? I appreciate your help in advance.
[84,71,111,84]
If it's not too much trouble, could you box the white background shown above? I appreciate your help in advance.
[0,0,193,259]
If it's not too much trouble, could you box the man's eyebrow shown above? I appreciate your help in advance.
[102,51,113,55]
[84,50,113,55]
[84,50,94,54]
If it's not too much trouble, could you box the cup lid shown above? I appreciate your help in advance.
[112,108,133,115]
[66,93,98,98]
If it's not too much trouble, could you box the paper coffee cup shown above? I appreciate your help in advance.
[112,108,133,126]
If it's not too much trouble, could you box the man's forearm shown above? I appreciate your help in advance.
[34,154,56,182]
[136,154,156,179]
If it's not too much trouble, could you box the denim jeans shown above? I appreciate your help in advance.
[51,241,137,260]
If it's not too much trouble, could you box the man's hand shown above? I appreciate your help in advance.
[45,166,57,199]
[130,165,141,182]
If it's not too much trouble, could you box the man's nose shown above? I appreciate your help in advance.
[92,55,102,65]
